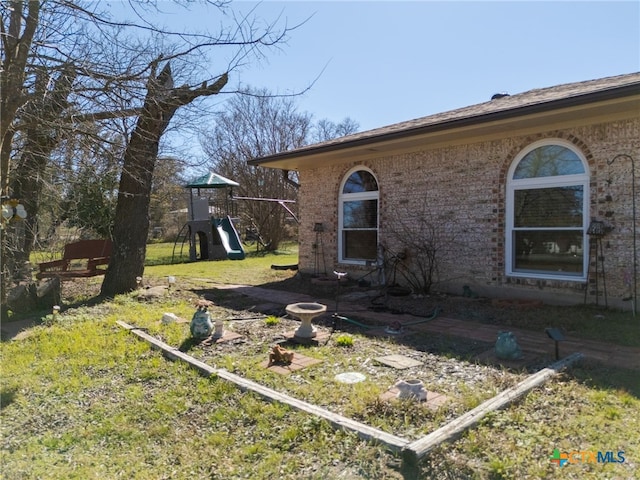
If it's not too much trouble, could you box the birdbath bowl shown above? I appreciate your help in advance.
[286,302,327,339]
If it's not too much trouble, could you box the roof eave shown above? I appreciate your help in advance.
[248,82,640,169]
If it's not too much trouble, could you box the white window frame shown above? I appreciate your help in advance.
[505,139,590,281]
[338,167,379,265]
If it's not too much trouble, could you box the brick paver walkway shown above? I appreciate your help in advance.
[3,284,637,371]
[215,285,640,371]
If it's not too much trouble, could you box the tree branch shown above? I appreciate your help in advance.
[171,72,229,107]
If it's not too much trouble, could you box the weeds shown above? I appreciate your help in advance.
[4,244,638,479]
[335,334,354,347]
[264,315,281,326]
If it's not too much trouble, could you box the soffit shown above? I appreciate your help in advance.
[258,96,640,171]
[248,73,640,171]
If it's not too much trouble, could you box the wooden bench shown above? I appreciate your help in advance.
[37,239,112,280]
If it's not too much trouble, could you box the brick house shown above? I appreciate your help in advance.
[249,73,640,309]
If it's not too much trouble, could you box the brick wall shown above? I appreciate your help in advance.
[298,117,640,308]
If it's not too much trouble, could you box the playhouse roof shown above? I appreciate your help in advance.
[184,172,239,188]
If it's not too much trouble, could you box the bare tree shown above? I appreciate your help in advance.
[313,117,360,143]
[201,89,360,250]
[0,0,40,195]
[101,64,228,296]
[1,1,302,304]
[1,0,41,306]
[9,65,76,271]
[201,87,311,250]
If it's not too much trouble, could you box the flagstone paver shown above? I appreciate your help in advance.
[260,353,323,375]
[217,285,640,371]
[380,387,451,411]
[375,354,423,369]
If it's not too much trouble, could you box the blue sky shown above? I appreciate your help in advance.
[110,1,639,156]
[225,1,639,132]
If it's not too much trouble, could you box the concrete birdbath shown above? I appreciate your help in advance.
[286,302,327,339]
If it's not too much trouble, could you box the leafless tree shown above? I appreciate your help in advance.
[201,89,359,250]
[200,87,311,250]
[312,117,360,143]
[0,0,39,191]
[1,0,304,304]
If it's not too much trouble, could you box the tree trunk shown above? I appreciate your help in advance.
[10,66,75,271]
[100,63,228,297]
[100,65,177,296]
[9,136,54,277]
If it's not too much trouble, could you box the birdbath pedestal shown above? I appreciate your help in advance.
[286,302,327,339]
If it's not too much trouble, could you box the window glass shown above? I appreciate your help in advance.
[513,145,585,179]
[514,186,583,227]
[507,141,588,279]
[343,170,378,193]
[513,230,584,274]
[343,231,377,259]
[343,200,378,229]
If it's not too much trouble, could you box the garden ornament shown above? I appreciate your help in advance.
[395,379,428,401]
[268,345,294,365]
[495,331,523,360]
[190,299,214,339]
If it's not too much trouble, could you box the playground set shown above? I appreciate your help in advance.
[173,172,297,263]
[174,172,245,262]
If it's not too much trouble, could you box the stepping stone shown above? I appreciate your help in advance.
[374,354,423,369]
[199,331,243,346]
[137,285,168,300]
[284,329,331,345]
[380,387,450,411]
[335,372,367,384]
[260,352,322,375]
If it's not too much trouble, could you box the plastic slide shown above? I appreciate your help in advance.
[214,216,246,260]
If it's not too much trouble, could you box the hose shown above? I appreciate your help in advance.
[332,306,441,331]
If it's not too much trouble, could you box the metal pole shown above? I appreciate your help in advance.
[333,271,347,315]
[599,237,607,308]
[607,154,637,314]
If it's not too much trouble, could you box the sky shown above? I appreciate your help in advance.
[221,1,640,131]
[111,1,640,157]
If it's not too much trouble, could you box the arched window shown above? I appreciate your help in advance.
[339,168,379,263]
[506,140,589,280]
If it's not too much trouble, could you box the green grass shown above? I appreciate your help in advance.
[143,242,299,286]
[7,242,639,478]
[335,334,355,347]
[0,306,398,479]
[264,315,281,326]
[3,296,638,479]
